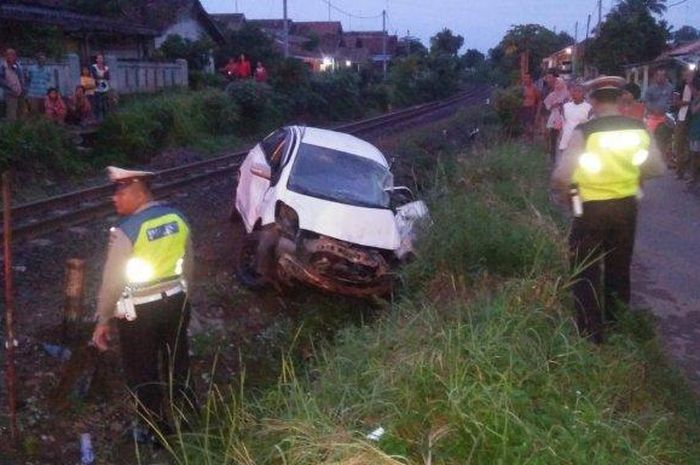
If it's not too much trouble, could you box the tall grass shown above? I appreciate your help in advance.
[165,117,700,464]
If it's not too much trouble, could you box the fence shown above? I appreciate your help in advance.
[1,53,188,100]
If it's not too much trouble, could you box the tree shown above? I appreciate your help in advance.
[215,24,280,69]
[618,0,667,15]
[397,37,428,57]
[462,48,485,69]
[430,28,464,56]
[587,3,670,74]
[158,34,214,71]
[672,25,700,45]
[489,24,573,82]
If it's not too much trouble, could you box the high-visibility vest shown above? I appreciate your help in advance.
[573,115,651,202]
[117,205,190,287]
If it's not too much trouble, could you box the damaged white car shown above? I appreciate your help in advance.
[233,126,429,297]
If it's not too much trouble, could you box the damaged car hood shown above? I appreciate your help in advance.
[280,190,401,250]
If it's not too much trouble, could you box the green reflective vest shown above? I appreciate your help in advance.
[118,205,189,286]
[573,116,650,202]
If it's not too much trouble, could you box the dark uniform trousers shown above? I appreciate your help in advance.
[569,196,637,342]
[117,291,196,433]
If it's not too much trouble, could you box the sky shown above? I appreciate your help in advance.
[201,0,700,53]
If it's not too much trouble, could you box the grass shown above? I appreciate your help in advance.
[161,110,700,464]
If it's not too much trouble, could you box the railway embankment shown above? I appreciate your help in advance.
[171,108,700,464]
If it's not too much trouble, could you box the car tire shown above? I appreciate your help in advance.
[236,229,268,290]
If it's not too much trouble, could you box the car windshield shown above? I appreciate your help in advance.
[288,143,392,209]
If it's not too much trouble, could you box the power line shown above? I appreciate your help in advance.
[315,0,383,19]
[667,0,691,7]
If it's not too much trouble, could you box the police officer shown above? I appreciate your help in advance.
[91,166,195,440]
[551,76,666,343]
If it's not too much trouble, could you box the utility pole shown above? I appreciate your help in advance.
[572,21,578,78]
[597,0,602,36]
[235,0,239,13]
[283,0,289,59]
[382,9,387,79]
[327,0,331,21]
[583,13,591,77]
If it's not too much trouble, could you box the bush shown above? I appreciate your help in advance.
[94,89,239,163]
[0,119,84,174]
[225,80,279,134]
[310,70,363,121]
[492,85,524,136]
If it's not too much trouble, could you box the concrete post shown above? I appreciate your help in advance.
[105,54,118,91]
[65,53,80,97]
[176,58,188,88]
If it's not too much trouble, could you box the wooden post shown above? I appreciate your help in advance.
[2,171,19,442]
[63,258,86,344]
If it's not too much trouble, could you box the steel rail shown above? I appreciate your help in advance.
[2,86,489,243]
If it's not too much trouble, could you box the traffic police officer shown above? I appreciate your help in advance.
[551,76,666,343]
[91,166,195,439]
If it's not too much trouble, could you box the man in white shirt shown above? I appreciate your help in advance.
[559,82,593,159]
[675,68,697,180]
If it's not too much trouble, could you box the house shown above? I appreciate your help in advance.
[624,39,700,95]
[541,41,597,79]
[0,2,158,61]
[342,31,398,70]
[125,0,226,49]
[212,13,247,33]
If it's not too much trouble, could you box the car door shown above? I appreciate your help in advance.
[236,128,290,232]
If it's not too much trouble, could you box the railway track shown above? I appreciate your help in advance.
[2,86,490,243]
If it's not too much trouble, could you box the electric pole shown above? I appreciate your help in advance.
[328,0,331,21]
[235,0,239,13]
[382,9,387,79]
[597,0,602,36]
[572,21,578,78]
[283,0,289,58]
[583,13,591,77]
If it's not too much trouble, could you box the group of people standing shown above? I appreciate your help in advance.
[521,66,700,183]
[0,47,112,125]
[220,54,268,82]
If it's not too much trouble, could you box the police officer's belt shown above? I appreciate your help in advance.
[132,284,185,306]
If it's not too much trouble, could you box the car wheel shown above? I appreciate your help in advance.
[236,229,268,290]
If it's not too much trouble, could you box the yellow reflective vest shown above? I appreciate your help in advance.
[573,116,651,202]
[118,205,189,287]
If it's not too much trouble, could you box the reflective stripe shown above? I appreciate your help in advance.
[132,285,185,306]
[573,127,650,201]
[119,205,190,286]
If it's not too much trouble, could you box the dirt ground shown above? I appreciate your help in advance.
[0,113,463,464]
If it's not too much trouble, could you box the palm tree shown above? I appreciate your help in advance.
[619,0,667,15]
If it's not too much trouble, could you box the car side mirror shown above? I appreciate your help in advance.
[250,162,272,180]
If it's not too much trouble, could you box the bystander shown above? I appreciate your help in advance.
[44,87,67,123]
[26,52,51,115]
[0,48,28,120]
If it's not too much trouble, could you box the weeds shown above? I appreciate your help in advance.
[165,109,700,464]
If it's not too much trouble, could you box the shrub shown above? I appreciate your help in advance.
[94,89,239,163]
[492,85,524,136]
[225,80,277,134]
[0,119,84,174]
[310,70,363,121]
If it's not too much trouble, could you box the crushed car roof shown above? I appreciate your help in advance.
[294,126,389,167]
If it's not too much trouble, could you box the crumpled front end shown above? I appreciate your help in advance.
[276,233,393,297]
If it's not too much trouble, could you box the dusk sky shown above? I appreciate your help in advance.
[201,0,699,53]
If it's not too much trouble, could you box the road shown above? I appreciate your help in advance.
[633,172,700,390]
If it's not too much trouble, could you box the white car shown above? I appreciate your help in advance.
[233,126,429,296]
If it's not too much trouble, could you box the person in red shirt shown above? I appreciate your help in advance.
[235,54,251,79]
[221,58,238,79]
[44,87,67,123]
[254,61,268,83]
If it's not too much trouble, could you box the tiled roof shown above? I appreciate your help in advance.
[292,21,343,37]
